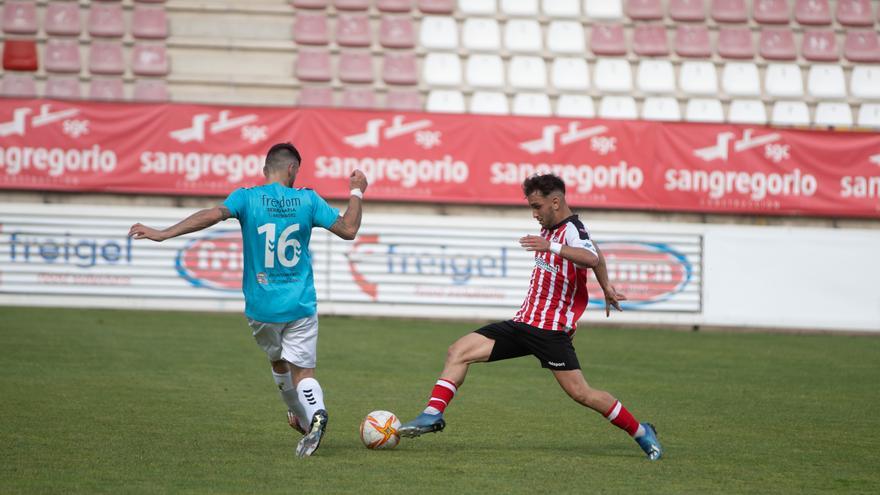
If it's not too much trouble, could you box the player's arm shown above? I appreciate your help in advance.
[593,246,626,317]
[328,170,368,241]
[129,206,231,242]
[519,235,599,268]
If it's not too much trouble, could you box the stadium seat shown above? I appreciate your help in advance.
[382,52,418,85]
[2,1,37,35]
[547,21,586,54]
[794,0,832,25]
[465,54,504,88]
[679,61,718,95]
[380,17,415,49]
[542,0,580,17]
[590,23,627,56]
[469,91,509,114]
[555,94,595,117]
[457,0,495,15]
[844,31,880,63]
[426,89,465,112]
[594,58,632,92]
[292,0,329,8]
[298,86,334,107]
[508,56,546,89]
[419,16,458,50]
[89,78,125,101]
[462,18,501,51]
[338,51,374,83]
[850,66,880,99]
[711,0,748,23]
[626,0,663,20]
[728,99,768,124]
[511,93,552,116]
[45,38,82,74]
[641,97,681,121]
[44,2,82,37]
[801,30,839,61]
[2,39,38,71]
[295,49,332,82]
[88,41,124,75]
[503,19,542,52]
[294,13,330,46]
[585,0,623,20]
[132,6,168,40]
[807,65,847,99]
[632,24,669,57]
[669,0,706,21]
[386,89,422,110]
[133,79,169,102]
[857,103,880,128]
[45,76,82,100]
[335,0,370,10]
[717,27,754,59]
[132,43,169,76]
[1,73,36,97]
[637,60,675,93]
[552,57,590,90]
[675,25,711,58]
[765,63,804,97]
[418,0,454,14]
[771,101,810,126]
[759,28,797,60]
[598,96,637,119]
[721,62,761,96]
[377,0,413,12]
[336,14,371,47]
[341,87,377,109]
[685,98,724,123]
[814,102,853,127]
[500,0,538,16]
[88,3,125,38]
[423,52,462,86]
[836,0,874,27]
[753,0,790,24]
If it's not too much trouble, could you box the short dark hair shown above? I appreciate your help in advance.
[265,142,302,172]
[522,174,565,197]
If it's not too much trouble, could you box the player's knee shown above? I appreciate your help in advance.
[271,360,289,374]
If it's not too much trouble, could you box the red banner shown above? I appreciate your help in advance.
[1,98,878,217]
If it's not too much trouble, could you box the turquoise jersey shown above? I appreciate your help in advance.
[223,182,340,323]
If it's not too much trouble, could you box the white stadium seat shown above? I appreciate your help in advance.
[551,57,590,90]
[637,60,675,94]
[426,89,466,112]
[458,0,496,15]
[503,19,543,52]
[462,18,500,51]
[685,98,725,123]
[423,52,462,86]
[512,93,553,116]
[470,91,509,114]
[771,101,810,126]
[555,94,595,117]
[598,96,638,119]
[722,62,761,97]
[857,104,880,128]
[542,0,580,17]
[849,66,880,100]
[728,99,768,124]
[594,58,632,92]
[546,21,586,54]
[585,0,623,19]
[814,102,853,127]
[641,97,681,121]
[501,0,538,16]
[419,16,458,50]
[466,54,505,88]
[508,56,547,89]
[807,65,847,99]
[679,61,718,95]
[765,64,804,98]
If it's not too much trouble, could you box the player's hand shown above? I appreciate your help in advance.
[603,285,627,317]
[349,169,368,193]
[128,223,166,242]
[519,235,550,252]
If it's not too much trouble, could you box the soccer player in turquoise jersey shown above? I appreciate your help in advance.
[129,143,368,457]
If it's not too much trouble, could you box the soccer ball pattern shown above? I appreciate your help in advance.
[360,410,401,450]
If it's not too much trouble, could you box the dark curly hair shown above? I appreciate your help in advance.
[522,174,565,197]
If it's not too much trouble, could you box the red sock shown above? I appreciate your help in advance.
[604,400,640,436]
[425,378,457,414]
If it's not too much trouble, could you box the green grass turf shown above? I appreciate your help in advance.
[1,306,878,494]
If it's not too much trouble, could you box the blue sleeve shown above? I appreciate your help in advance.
[311,190,340,229]
[223,188,248,219]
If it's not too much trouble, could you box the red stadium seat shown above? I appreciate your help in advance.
[2,1,37,35]
[418,0,454,14]
[44,38,82,73]
[626,0,663,21]
[132,43,169,76]
[89,3,125,38]
[632,24,668,57]
[794,0,831,25]
[674,25,711,58]
[711,0,748,23]
[590,24,627,56]
[45,76,81,100]
[753,0,790,24]
[382,52,417,85]
[759,28,797,60]
[801,30,839,61]
[298,86,334,107]
[336,13,371,47]
[338,51,374,83]
[1,73,36,97]
[717,27,754,59]
[2,39,38,71]
[379,16,415,48]
[334,0,370,10]
[377,0,413,12]
[45,2,82,36]
[295,49,332,82]
[89,78,125,101]
[132,6,169,40]
[133,79,170,102]
[134,0,168,3]
[836,0,875,27]
[669,0,705,22]
[341,87,376,109]
[844,30,880,63]
[290,0,329,8]
[386,89,422,110]
[89,40,124,75]
[293,13,329,45]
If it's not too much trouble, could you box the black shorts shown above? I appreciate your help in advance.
[475,320,580,371]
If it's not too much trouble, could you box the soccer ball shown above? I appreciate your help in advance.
[360,410,401,450]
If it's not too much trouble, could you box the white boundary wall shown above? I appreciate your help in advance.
[1,203,877,332]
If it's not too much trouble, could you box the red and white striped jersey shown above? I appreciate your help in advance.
[513,215,598,334]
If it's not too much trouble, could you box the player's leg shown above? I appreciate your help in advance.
[249,319,308,434]
[280,315,328,458]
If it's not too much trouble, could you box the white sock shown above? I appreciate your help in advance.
[634,424,646,438]
[272,371,305,421]
[423,406,441,415]
[296,377,325,422]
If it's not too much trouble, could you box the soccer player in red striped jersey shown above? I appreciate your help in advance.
[398,174,663,460]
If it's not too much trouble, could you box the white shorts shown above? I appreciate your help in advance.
[248,314,319,369]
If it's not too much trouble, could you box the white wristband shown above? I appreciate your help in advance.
[350,188,363,199]
[549,242,562,255]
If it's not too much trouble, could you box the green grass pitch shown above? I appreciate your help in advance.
[1,306,878,494]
